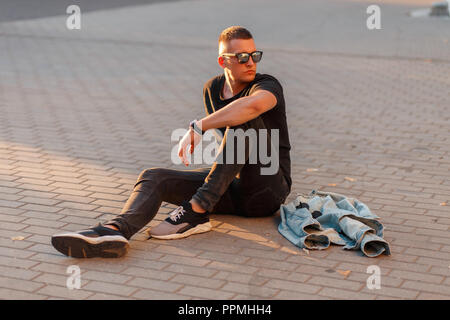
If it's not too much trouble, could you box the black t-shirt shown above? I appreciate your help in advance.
[202,73,292,191]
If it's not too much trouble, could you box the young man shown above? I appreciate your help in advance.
[51,26,292,258]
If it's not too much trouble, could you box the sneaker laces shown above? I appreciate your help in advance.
[169,206,186,222]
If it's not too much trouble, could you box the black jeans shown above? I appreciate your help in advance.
[106,115,291,240]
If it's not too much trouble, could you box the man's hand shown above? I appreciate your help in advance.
[178,128,202,166]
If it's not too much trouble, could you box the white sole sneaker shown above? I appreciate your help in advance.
[51,233,129,258]
[149,221,212,240]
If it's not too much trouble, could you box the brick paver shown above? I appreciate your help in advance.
[0,0,449,300]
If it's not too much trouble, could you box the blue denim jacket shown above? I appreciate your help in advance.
[278,189,391,257]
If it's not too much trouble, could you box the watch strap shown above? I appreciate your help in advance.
[189,120,203,136]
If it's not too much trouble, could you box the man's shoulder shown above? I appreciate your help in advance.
[250,73,284,98]
[203,74,223,92]
[253,73,282,87]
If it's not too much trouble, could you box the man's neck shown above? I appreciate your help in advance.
[222,73,248,100]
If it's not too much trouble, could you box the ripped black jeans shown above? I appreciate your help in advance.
[106,115,291,240]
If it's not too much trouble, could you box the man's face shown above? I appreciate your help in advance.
[218,38,258,83]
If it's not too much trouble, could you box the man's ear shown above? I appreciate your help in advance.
[217,56,225,69]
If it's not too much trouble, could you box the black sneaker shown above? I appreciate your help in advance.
[51,224,129,258]
[148,201,212,240]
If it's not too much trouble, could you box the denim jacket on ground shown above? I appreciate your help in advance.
[278,189,391,257]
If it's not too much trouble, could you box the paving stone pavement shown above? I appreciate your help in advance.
[0,0,449,300]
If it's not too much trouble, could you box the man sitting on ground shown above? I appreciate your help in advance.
[51,26,292,258]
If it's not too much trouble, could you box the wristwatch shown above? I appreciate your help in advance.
[189,119,204,136]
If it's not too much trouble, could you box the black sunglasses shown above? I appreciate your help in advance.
[221,51,263,64]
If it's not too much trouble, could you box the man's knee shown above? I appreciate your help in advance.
[136,167,167,186]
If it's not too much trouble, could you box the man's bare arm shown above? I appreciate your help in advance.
[196,90,277,132]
